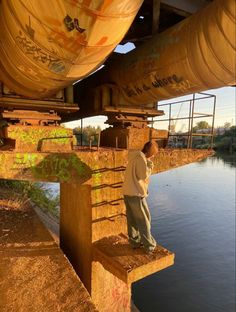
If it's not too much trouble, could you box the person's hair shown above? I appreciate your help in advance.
[142,140,159,156]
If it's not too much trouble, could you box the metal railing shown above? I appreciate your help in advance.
[152,92,216,148]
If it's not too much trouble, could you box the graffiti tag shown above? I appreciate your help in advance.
[64,15,85,33]
[122,74,184,97]
[16,31,65,73]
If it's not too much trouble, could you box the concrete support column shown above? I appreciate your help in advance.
[91,262,131,311]
[60,150,131,311]
[60,183,92,291]
[60,182,131,311]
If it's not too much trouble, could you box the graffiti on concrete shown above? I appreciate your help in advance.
[8,127,71,145]
[0,153,91,183]
[110,277,130,311]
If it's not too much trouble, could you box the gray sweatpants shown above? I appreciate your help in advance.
[123,195,156,251]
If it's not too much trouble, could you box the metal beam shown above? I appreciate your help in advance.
[0,97,79,114]
[152,0,161,34]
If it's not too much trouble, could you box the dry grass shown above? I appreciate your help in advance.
[0,188,30,212]
[0,180,59,217]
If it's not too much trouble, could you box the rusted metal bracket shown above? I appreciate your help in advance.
[1,109,61,126]
[0,96,79,115]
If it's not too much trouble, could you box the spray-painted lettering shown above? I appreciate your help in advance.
[152,74,183,88]
[16,31,65,73]
[123,74,184,98]
[64,15,85,33]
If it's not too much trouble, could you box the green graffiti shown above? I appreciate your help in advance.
[49,128,72,144]
[29,154,86,182]
[92,165,102,187]
[5,152,89,182]
[93,172,102,186]
[12,153,39,169]
[8,127,71,145]
[0,153,6,165]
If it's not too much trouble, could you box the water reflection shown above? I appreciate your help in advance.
[197,153,236,168]
[212,152,236,168]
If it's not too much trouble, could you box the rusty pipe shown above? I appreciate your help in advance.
[105,0,236,105]
[0,0,143,99]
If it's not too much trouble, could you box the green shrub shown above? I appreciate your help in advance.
[0,180,59,217]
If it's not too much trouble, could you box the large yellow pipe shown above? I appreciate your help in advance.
[0,0,143,99]
[106,0,236,105]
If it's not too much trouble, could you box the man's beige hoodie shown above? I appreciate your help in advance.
[122,151,154,198]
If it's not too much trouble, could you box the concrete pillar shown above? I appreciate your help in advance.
[60,149,131,311]
[60,180,130,311]
[60,184,92,291]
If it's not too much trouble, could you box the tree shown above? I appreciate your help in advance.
[73,125,101,145]
[224,122,231,129]
[193,121,210,132]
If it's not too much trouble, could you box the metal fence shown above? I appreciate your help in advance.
[151,92,216,148]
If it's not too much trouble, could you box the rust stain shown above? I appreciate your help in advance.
[95,36,108,46]
[48,28,87,54]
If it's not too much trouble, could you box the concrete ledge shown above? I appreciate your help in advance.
[0,202,97,312]
[93,235,174,284]
[92,214,127,242]
[0,149,213,183]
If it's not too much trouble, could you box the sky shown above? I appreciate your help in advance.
[63,86,235,131]
[152,86,236,132]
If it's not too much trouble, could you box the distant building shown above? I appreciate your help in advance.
[215,127,226,135]
[196,128,227,136]
[196,128,212,134]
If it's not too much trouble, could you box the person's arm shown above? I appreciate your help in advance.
[146,159,154,179]
[135,156,151,180]
[147,159,154,171]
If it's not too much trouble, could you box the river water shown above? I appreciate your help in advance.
[132,154,236,312]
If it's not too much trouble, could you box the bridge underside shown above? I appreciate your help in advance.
[0,1,225,310]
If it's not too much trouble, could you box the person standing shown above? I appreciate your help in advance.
[122,140,158,253]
